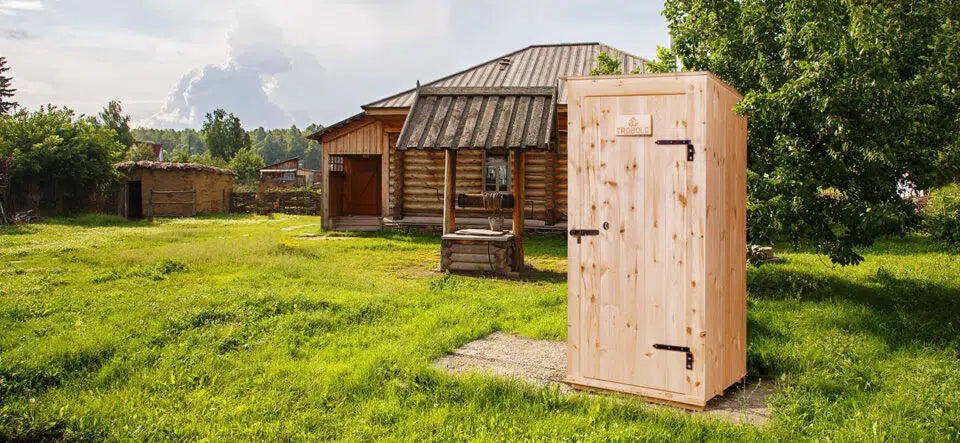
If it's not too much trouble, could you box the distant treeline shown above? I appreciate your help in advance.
[131,124,323,170]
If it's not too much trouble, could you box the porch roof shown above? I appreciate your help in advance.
[396,86,556,151]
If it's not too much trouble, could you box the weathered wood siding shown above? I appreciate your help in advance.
[557,108,569,220]
[400,149,484,216]
[324,111,570,225]
[323,118,384,155]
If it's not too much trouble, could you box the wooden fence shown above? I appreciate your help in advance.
[149,189,196,217]
[231,191,322,215]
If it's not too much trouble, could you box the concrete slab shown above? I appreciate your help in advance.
[434,332,775,426]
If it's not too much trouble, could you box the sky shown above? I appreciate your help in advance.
[1,0,670,130]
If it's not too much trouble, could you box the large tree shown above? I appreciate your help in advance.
[0,57,16,115]
[663,0,960,264]
[201,109,250,161]
[0,106,124,212]
[99,100,135,148]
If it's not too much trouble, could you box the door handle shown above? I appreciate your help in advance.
[569,229,599,244]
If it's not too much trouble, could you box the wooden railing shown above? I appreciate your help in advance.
[231,190,322,215]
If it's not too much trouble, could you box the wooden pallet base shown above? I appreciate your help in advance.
[566,381,706,411]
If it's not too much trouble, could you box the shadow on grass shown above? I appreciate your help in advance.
[748,265,960,351]
[38,213,144,228]
[521,266,567,283]
[0,224,37,236]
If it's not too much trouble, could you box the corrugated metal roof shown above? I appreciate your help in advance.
[396,87,556,151]
[305,112,365,140]
[364,42,647,109]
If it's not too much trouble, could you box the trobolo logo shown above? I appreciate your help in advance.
[616,115,651,136]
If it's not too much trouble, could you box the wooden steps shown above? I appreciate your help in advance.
[329,216,382,232]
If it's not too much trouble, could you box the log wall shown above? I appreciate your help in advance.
[324,111,570,225]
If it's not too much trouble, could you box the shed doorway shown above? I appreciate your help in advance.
[127,181,142,219]
[343,155,381,216]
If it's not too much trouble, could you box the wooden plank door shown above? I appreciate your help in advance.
[345,156,381,216]
[570,94,698,394]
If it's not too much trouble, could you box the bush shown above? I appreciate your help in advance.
[924,184,960,245]
[0,106,125,213]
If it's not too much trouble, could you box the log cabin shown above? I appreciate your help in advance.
[307,42,648,231]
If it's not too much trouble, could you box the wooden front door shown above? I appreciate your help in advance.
[345,156,381,216]
[569,94,699,395]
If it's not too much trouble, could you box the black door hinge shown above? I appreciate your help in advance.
[655,139,695,161]
[653,344,694,370]
[569,229,599,244]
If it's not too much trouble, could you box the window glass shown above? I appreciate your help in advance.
[483,152,511,192]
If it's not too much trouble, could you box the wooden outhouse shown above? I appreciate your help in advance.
[563,73,747,410]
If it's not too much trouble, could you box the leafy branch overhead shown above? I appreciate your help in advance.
[663,0,960,264]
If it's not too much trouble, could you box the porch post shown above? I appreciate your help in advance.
[443,149,457,235]
[512,149,524,271]
[393,149,404,220]
[321,149,330,229]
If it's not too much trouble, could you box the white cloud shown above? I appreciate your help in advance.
[4,0,670,129]
[0,0,43,14]
[144,15,327,129]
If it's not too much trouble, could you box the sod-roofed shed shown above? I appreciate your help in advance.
[115,161,234,218]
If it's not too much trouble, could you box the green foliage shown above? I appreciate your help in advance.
[0,106,124,212]
[132,124,323,170]
[0,57,16,115]
[182,153,228,168]
[645,45,678,73]
[98,100,134,148]
[924,184,960,245]
[250,124,321,168]
[589,51,623,76]
[131,128,204,158]
[169,148,192,163]
[229,146,265,181]
[124,142,158,161]
[933,141,960,186]
[1,216,959,439]
[201,109,251,161]
[663,0,960,264]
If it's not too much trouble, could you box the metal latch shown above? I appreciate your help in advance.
[654,139,695,161]
[569,229,599,244]
[653,344,694,370]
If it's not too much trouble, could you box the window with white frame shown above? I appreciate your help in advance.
[483,151,511,192]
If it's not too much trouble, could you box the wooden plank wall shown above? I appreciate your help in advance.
[556,107,569,220]
[323,119,384,155]
[396,149,556,220]
[704,75,748,399]
[400,149,484,216]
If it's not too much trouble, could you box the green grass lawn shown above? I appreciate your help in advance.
[1,214,958,440]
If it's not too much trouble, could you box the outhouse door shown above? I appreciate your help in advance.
[569,94,700,395]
